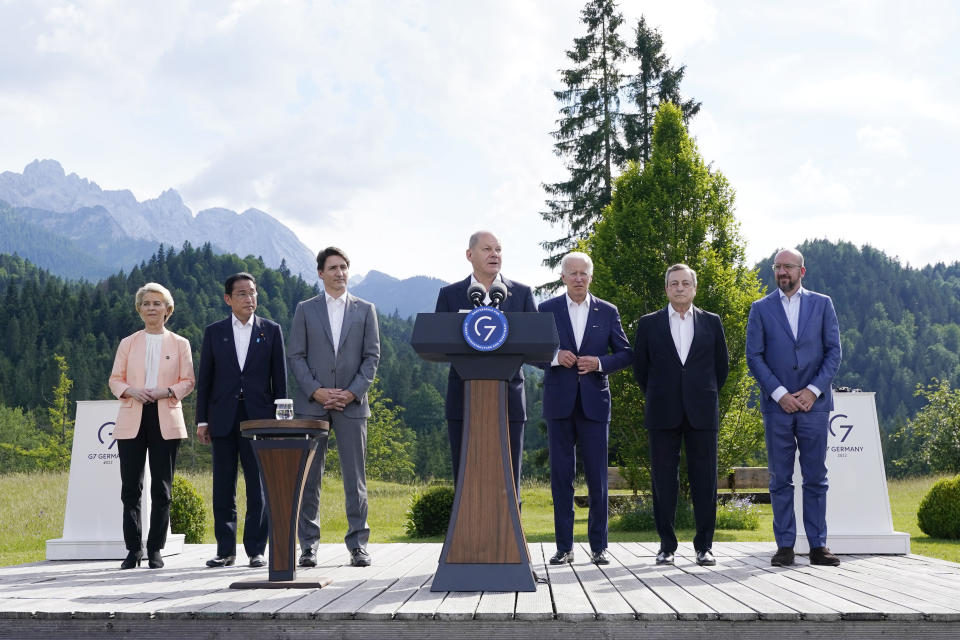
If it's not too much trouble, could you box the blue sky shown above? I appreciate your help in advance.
[1,1,957,286]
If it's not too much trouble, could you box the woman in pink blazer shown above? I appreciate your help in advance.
[109,283,195,569]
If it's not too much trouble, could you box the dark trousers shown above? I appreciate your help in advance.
[548,392,609,553]
[448,418,525,499]
[117,402,180,553]
[211,400,268,557]
[647,414,718,553]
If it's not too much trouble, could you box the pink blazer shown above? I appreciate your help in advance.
[109,329,196,440]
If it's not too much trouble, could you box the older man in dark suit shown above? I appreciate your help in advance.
[633,264,729,567]
[196,272,287,568]
[290,246,380,568]
[746,247,842,567]
[434,230,536,497]
[539,252,632,565]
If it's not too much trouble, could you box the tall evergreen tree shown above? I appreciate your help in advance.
[541,2,700,289]
[624,16,702,163]
[541,0,629,276]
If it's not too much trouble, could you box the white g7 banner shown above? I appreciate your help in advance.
[793,391,910,554]
[46,400,184,560]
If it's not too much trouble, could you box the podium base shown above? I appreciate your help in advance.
[230,576,333,589]
[431,562,536,592]
[45,534,185,560]
[794,531,910,555]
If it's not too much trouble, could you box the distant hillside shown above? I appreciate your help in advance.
[352,270,449,319]
[0,159,317,280]
[755,239,960,427]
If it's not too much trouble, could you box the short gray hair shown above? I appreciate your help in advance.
[468,230,498,249]
[135,282,175,319]
[561,251,594,274]
[664,264,697,287]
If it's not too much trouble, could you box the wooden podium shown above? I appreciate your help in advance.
[412,311,558,592]
[230,418,331,589]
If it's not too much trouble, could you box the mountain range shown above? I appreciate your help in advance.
[0,159,317,280]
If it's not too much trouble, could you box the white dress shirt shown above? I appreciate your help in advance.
[668,304,694,365]
[550,294,604,370]
[326,291,347,355]
[771,286,821,402]
[232,313,254,370]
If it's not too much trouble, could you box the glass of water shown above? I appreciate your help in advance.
[274,399,294,420]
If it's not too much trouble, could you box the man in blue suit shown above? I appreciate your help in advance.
[434,230,536,497]
[196,272,287,568]
[539,252,632,565]
[634,264,729,567]
[746,248,842,567]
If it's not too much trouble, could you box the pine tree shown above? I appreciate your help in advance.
[541,3,700,289]
[623,16,702,163]
[541,0,629,277]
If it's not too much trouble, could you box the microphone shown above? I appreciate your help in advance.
[467,282,487,308]
[488,281,508,308]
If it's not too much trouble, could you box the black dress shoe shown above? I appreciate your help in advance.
[771,546,795,567]
[248,554,266,568]
[350,547,371,567]
[206,555,236,568]
[120,550,142,570]
[147,550,164,569]
[696,549,716,566]
[591,549,610,565]
[299,549,317,567]
[549,550,575,564]
[655,550,674,565]
[809,546,840,566]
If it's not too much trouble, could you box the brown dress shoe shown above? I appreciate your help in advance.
[809,546,840,566]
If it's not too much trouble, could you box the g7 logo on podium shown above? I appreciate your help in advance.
[462,306,509,352]
[829,413,853,442]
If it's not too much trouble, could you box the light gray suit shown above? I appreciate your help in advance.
[289,292,380,551]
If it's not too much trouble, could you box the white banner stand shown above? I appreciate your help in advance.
[793,391,910,554]
[46,400,184,560]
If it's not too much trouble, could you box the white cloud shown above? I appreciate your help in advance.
[857,125,907,156]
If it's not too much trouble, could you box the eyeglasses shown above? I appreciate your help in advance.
[771,263,801,271]
[231,290,258,300]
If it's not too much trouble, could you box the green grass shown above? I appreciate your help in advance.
[2,471,958,566]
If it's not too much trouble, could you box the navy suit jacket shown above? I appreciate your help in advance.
[196,315,287,437]
[538,293,633,423]
[633,306,729,430]
[435,275,537,421]
[746,288,841,415]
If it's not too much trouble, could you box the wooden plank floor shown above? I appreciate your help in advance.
[1,543,959,639]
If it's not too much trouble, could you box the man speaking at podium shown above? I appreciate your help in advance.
[434,230,536,497]
[539,252,632,565]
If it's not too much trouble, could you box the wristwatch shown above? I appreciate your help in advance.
[167,387,174,398]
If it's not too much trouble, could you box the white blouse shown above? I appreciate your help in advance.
[144,333,163,389]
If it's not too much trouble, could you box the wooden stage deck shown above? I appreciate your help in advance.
[2,542,959,638]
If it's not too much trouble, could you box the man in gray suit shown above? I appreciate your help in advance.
[289,246,381,567]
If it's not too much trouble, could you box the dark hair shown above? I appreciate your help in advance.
[316,246,350,270]
[224,272,256,295]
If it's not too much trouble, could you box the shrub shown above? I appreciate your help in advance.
[170,475,206,544]
[715,496,760,530]
[917,475,960,539]
[405,485,455,537]
[610,495,694,531]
